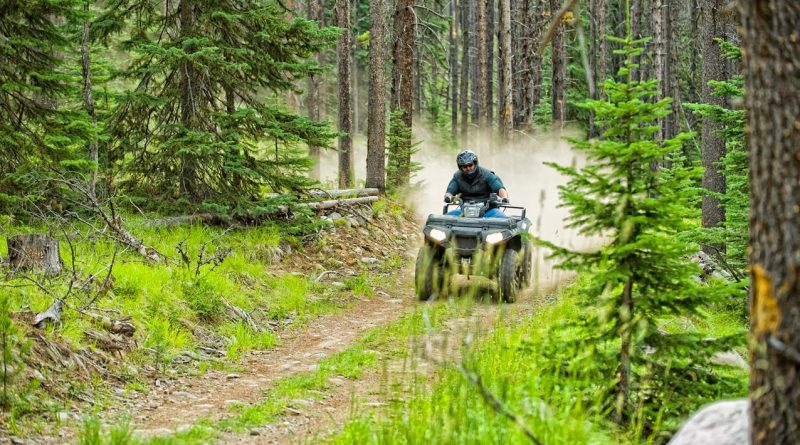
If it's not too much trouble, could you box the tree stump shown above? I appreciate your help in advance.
[7,234,64,276]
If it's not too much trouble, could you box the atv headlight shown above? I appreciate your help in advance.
[485,231,505,245]
[429,228,447,242]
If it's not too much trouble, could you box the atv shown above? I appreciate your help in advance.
[415,193,533,302]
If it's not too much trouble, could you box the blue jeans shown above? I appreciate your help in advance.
[447,208,508,218]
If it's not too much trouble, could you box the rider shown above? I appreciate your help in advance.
[444,150,509,218]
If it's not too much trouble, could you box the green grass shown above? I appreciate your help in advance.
[89,299,473,445]
[0,212,411,435]
[326,277,749,445]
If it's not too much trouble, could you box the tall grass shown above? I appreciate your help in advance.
[328,278,748,445]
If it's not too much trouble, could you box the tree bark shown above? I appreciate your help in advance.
[450,0,459,137]
[665,0,680,140]
[391,0,415,185]
[366,0,387,191]
[81,1,98,199]
[486,0,495,123]
[652,0,666,142]
[498,0,512,138]
[741,1,800,441]
[469,0,479,124]
[515,0,533,130]
[550,0,566,127]
[477,0,489,128]
[7,235,63,277]
[530,0,545,125]
[336,0,354,188]
[701,0,726,255]
[460,0,470,137]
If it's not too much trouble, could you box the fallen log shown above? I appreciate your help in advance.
[307,188,380,199]
[84,311,136,337]
[305,196,379,211]
[144,193,381,227]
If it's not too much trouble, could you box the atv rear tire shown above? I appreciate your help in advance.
[498,248,521,303]
[522,243,533,286]
[415,245,442,301]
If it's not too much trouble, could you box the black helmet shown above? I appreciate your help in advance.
[456,150,478,168]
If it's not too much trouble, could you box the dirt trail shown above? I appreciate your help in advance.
[128,286,417,438]
[214,275,572,445]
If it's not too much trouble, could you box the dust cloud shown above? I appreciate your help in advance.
[315,125,602,292]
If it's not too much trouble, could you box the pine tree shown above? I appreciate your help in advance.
[687,39,747,276]
[539,24,738,422]
[0,0,89,209]
[93,0,338,209]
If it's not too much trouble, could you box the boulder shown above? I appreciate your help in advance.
[668,399,749,445]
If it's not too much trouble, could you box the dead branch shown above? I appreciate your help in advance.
[47,176,164,263]
[83,311,136,337]
[537,0,580,55]
[221,297,262,333]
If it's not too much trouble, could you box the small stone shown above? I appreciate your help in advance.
[226,373,240,380]
[284,406,303,416]
[10,436,25,444]
[250,428,264,436]
[330,212,342,220]
[56,411,70,422]
[360,257,380,264]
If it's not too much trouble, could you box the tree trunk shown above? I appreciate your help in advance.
[336,0,354,188]
[740,1,800,443]
[306,0,323,180]
[498,0,512,138]
[665,0,680,140]
[391,0,414,185]
[700,0,726,255]
[450,0,459,137]
[530,0,545,125]
[81,1,98,199]
[486,0,495,123]
[460,0,470,137]
[687,0,700,131]
[477,0,489,128]
[515,0,533,130]
[469,0,479,125]
[652,0,666,142]
[7,235,63,277]
[550,0,566,127]
[617,276,634,422]
[366,0,387,191]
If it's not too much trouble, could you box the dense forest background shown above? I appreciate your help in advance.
[1,0,798,443]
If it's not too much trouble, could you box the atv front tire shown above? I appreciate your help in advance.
[415,245,442,301]
[498,248,521,303]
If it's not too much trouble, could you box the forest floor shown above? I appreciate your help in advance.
[4,204,566,445]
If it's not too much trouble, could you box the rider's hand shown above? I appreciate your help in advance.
[501,197,509,204]
[444,193,453,203]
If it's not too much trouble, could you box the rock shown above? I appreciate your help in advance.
[710,351,749,370]
[56,411,70,422]
[360,257,380,264]
[668,399,749,445]
[226,373,240,380]
[329,212,342,221]
[250,428,266,436]
[353,246,363,255]
[347,217,360,227]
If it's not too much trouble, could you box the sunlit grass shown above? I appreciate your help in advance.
[327,277,748,445]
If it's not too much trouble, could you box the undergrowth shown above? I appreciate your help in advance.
[328,276,748,445]
[0,205,406,432]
